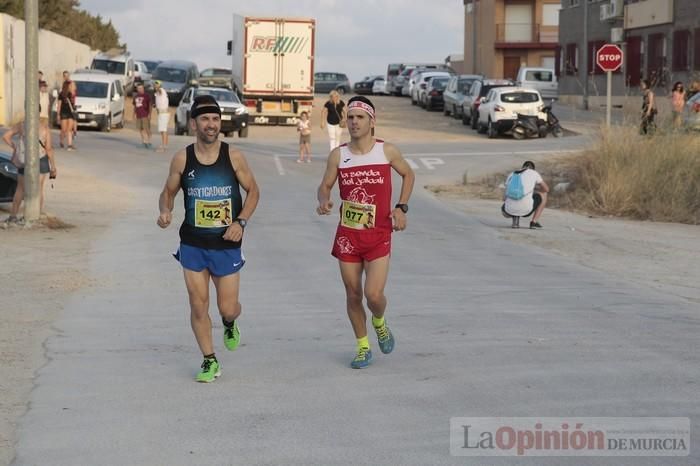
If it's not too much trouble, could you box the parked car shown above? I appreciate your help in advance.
[372,77,387,95]
[384,63,403,95]
[90,49,136,96]
[353,75,383,95]
[0,151,18,203]
[314,72,351,94]
[411,71,452,106]
[152,60,199,105]
[516,67,558,100]
[462,78,515,129]
[392,66,416,96]
[56,71,126,132]
[442,74,482,118]
[200,68,233,89]
[140,60,162,73]
[133,61,153,92]
[476,87,546,138]
[175,86,249,138]
[421,76,450,110]
[403,65,453,97]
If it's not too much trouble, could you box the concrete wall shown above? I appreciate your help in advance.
[0,13,96,126]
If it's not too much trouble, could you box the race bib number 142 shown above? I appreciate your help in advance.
[195,198,233,228]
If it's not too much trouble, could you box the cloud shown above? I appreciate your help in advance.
[78,0,464,82]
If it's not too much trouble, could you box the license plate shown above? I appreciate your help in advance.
[78,113,86,119]
[221,115,232,121]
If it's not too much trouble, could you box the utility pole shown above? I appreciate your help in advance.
[472,0,478,74]
[582,0,589,110]
[24,0,41,222]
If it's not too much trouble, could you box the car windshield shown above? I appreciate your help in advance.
[75,81,109,98]
[142,61,160,72]
[525,70,553,82]
[201,69,230,77]
[501,92,540,103]
[194,89,240,103]
[481,83,514,96]
[154,67,187,83]
[91,59,125,75]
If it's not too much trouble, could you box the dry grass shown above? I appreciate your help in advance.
[559,127,700,224]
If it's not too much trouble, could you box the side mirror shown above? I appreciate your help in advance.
[128,70,133,77]
[113,93,121,101]
[52,89,58,98]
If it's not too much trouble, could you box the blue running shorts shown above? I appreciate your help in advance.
[174,244,245,277]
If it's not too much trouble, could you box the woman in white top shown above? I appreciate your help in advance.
[2,117,57,223]
[154,80,170,152]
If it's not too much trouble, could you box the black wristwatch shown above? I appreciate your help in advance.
[395,203,408,213]
[234,218,247,229]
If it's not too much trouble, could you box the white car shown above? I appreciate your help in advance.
[63,71,125,132]
[411,71,451,105]
[476,87,545,138]
[372,77,387,95]
[175,86,249,137]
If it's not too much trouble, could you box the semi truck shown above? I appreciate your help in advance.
[231,15,315,125]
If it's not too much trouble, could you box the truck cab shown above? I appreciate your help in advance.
[91,49,135,95]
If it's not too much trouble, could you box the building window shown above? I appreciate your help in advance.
[672,30,690,72]
[695,28,700,71]
[566,43,578,75]
[647,33,666,86]
[570,0,579,6]
[555,46,562,77]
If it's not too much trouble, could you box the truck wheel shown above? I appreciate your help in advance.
[471,112,479,130]
[462,111,470,126]
[487,119,498,139]
[239,127,249,138]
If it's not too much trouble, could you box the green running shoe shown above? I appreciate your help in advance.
[196,358,220,383]
[223,321,240,351]
[374,322,395,354]
[350,347,373,369]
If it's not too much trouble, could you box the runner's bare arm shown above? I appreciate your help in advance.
[157,150,185,228]
[384,143,415,231]
[317,148,340,215]
[320,107,328,129]
[223,149,260,242]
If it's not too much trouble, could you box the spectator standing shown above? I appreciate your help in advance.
[671,82,685,129]
[154,81,170,152]
[133,83,153,149]
[57,80,77,151]
[320,90,346,151]
[640,79,656,135]
[296,111,312,163]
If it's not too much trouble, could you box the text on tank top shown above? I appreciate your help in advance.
[179,142,243,249]
[337,140,392,232]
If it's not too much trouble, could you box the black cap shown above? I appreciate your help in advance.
[190,95,221,119]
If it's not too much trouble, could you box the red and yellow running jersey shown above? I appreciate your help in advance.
[337,140,392,234]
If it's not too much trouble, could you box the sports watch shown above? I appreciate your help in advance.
[234,218,247,229]
[395,203,409,213]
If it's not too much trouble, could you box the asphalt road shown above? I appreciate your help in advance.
[11,114,699,465]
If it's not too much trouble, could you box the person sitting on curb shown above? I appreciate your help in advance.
[501,160,549,229]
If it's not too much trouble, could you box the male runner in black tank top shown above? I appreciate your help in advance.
[157,95,260,383]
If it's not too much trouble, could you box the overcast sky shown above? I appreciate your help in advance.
[79,0,464,83]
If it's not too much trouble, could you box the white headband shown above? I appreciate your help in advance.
[347,100,375,120]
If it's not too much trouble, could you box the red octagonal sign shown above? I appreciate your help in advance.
[596,44,623,72]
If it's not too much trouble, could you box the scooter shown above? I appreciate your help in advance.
[542,104,564,138]
[511,113,545,140]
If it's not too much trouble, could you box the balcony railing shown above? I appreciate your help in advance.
[495,23,559,44]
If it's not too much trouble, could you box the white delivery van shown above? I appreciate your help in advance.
[70,71,125,131]
[90,49,136,95]
[516,67,558,101]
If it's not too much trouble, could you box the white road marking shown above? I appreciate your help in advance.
[404,149,581,157]
[420,157,445,170]
[273,155,286,176]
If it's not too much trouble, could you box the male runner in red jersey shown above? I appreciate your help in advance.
[317,96,415,369]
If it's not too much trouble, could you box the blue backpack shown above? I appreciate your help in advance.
[505,171,526,200]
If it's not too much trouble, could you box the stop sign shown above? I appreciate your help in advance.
[596,44,623,72]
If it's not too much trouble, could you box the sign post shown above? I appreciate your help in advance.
[596,44,624,127]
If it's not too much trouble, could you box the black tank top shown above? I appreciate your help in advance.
[179,142,243,249]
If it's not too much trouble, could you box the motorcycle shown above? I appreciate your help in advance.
[511,113,545,140]
[542,104,564,138]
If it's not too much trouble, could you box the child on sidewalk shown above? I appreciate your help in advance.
[297,111,312,163]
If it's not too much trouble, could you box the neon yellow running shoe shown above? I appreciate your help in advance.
[196,358,221,383]
[350,347,373,369]
[223,321,240,351]
[374,322,395,354]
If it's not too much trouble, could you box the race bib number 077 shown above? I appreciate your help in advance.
[195,198,233,228]
[341,200,376,230]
